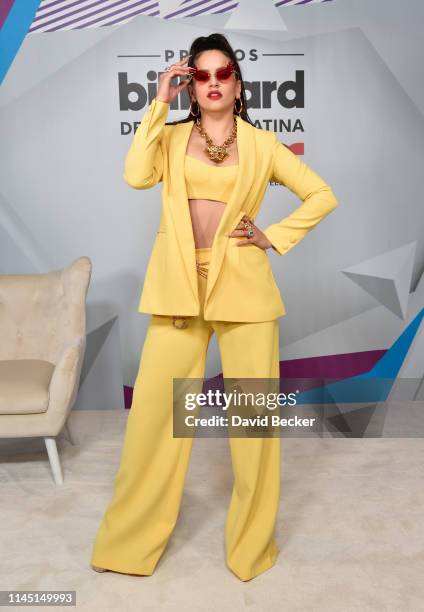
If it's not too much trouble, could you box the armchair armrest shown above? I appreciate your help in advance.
[47,336,86,434]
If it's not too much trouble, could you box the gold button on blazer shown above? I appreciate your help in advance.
[124,98,339,322]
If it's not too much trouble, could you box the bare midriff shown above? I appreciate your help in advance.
[188,198,227,248]
[185,122,239,249]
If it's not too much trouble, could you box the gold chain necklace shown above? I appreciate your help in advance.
[194,115,237,164]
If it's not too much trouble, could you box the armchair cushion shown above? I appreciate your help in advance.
[0,359,55,415]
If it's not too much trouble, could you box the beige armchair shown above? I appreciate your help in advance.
[0,257,92,485]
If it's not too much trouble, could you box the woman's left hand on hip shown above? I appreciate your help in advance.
[228,214,273,250]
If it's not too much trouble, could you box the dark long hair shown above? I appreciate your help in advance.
[165,33,255,127]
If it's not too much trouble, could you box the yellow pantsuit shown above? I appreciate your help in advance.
[91,247,281,581]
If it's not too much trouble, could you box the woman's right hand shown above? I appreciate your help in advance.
[156,56,195,104]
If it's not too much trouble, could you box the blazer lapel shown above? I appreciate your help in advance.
[167,114,256,311]
[167,120,198,302]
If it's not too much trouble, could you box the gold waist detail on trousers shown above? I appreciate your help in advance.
[196,260,210,279]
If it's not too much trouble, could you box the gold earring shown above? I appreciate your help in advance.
[234,97,243,115]
[189,99,200,117]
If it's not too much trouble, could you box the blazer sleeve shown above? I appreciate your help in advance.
[123,97,170,189]
[262,133,339,255]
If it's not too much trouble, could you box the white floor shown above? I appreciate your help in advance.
[1,408,423,611]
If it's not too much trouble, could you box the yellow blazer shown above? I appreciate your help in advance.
[124,98,339,322]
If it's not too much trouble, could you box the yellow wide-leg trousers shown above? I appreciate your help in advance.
[91,246,281,581]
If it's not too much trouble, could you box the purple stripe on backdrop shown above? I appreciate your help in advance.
[276,0,333,5]
[275,0,300,6]
[73,0,158,29]
[0,0,15,29]
[99,3,159,26]
[279,350,387,379]
[165,0,230,19]
[213,2,238,14]
[33,0,112,22]
[124,385,133,409]
[182,0,235,18]
[123,350,387,408]
[37,0,78,10]
[29,0,155,31]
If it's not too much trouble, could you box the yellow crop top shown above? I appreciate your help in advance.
[185,154,239,201]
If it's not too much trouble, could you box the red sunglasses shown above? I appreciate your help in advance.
[189,60,239,83]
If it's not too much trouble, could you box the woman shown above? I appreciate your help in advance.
[90,33,338,582]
